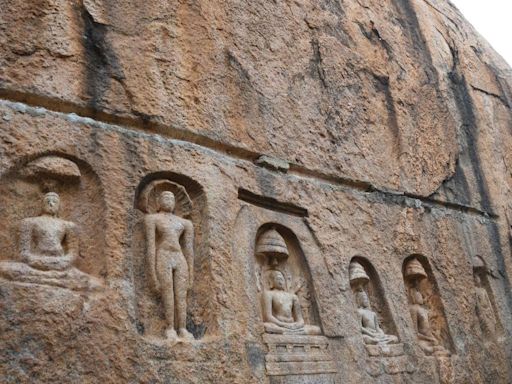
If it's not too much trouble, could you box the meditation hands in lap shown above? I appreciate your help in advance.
[0,191,101,291]
[20,192,78,271]
[262,270,321,335]
[409,286,447,354]
[355,289,398,345]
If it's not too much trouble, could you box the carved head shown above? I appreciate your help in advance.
[268,270,287,291]
[158,191,176,213]
[42,192,60,215]
[474,274,482,287]
[355,289,370,309]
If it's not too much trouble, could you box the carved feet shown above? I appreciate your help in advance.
[164,327,194,343]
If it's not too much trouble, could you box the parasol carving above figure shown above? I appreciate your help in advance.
[256,229,321,336]
[404,258,449,356]
[349,261,398,346]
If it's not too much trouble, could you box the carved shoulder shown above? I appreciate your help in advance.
[181,217,194,229]
[20,217,36,227]
[65,220,77,230]
[262,289,274,301]
[144,213,158,225]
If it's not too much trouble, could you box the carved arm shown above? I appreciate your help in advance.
[19,219,34,263]
[64,222,79,264]
[182,220,195,289]
[144,216,160,293]
[291,295,305,329]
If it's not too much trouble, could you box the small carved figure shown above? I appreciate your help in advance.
[144,191,194,342]
[349,261,398,346]
[474,274,496,336]
[262,270,321,335]
[404,258,449,356]
[355,289,398,345]
[20,192,78,271]
[408,285,441,354]
[0,192,100,291]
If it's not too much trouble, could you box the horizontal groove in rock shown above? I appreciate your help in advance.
[0,92,497,220]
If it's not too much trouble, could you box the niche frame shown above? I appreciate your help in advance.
[402,254,455,353]
[131,171,210,340]
[349,256,399,340]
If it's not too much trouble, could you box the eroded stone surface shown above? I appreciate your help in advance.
[1,0,512,383]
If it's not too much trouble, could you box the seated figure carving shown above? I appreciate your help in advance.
[0,192,100,291]
[355,289,398,345]
[262,270,321,335]
[409,286,448,355]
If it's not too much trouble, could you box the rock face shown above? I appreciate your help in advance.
[0,0,512,383]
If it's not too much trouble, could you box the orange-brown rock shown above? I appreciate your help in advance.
[1,1,512,383]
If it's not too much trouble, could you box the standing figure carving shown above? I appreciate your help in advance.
[0,191,100,291]
[144,190,194,341]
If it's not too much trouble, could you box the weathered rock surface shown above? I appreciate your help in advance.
[0,0,511,383]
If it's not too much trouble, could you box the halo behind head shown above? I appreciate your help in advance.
[137,179,192,217]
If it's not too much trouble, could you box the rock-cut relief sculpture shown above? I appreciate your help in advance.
[262,268,321,335]
[403,257,451,357]
[141,180,195,342]
[472,256,498,338]
[349,261,398,346]
[255,227,336,377]
[256,228,320,336]
[0,156,103,291]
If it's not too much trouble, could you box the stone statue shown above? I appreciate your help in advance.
[262,269,321,335]
[474,274,496,336]
[404,258,449,356]
[408,285,441,354]
[0,192,100,291]
[355,288,398,345]
[349,261,398,346]
[144,190,194,341]
[20,192,78,271]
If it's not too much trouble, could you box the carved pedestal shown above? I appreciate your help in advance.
[263,334,337,382]
[364,343,415,377]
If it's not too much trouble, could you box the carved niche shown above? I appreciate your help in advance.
[472,255,500,339]
[133,173,209,343]
[254,225,336,377]
[0,154,106,291]
[402,255,453,357]
[349,258,402,353]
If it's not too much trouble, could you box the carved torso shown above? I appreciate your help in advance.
[359,307,379,331]
[24,216,74,257]
[268,290,297,323]
[411,303,433,338]
[150,213,187,253]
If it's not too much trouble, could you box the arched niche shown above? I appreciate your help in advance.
[0,152,107,278]
[472,255,502,336]
[402,254,454,353]
[349,256,398,338]
[231,204,343,338]
[254,223,321,330]
[131,171,210,340]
